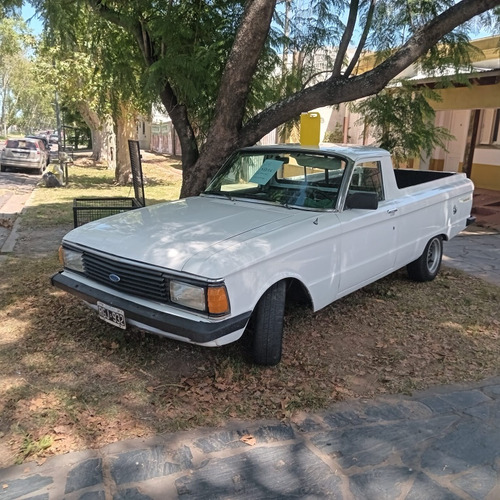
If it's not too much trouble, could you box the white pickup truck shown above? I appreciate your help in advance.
[52,144,475,365]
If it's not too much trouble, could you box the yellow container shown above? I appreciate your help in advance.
[300,112,321,146]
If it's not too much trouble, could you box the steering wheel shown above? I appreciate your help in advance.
[306,188,330,201]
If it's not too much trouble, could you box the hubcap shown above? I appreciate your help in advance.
[426,239,441,274]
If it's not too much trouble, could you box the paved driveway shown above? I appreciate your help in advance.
[443,227,500,287]
[0,170,40,249]
[0,170,39,211]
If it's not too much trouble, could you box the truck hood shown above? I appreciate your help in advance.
[64,196,305,275]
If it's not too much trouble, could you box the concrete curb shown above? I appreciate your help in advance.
[0,215,23,253]
[0,185,38,254]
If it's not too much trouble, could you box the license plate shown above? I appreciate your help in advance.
[13,152,29,158]
[97,301,126,329]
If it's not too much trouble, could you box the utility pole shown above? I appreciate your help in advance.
[54,91,61,137]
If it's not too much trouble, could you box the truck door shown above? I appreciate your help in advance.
[337,160,399,295]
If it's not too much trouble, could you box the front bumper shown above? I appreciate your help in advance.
[51,272,251,344]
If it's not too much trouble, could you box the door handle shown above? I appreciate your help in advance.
[387,208,398,215]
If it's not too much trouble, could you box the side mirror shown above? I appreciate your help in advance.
[345,192,378,210]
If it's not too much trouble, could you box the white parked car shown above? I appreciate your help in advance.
[1,137,49,174]
[52,145,475,365]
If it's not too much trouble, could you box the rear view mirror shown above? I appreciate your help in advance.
[345,192,378,210]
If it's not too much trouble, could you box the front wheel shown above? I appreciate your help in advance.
[407,236,443,282]
[250,281,286,366]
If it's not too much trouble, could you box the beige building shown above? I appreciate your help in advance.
[337,36,500,190]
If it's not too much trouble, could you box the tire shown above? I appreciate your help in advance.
[250,281,287,366]
[407,236,443,282]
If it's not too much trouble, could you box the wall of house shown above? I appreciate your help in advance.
[432,83,500,111]
[428,83,500,190]
[470,149,500,190]
[150,122,181,155]
[136,119,151,150]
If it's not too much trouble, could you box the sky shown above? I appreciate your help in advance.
[20,2,497,41]
[21,4,43,35]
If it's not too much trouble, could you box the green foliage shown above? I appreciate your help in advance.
[144,0,246,137]
[37,3,150,119]
[0,0,22,18]
[0,17,54,133]
[10,56,55,131]
[352,84,454,167]
[13,425,53,464]
[324,122,345,143]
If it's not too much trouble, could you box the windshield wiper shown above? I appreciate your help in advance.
[202,190,233,200]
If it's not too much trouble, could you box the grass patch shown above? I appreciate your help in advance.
[20,153,182,229]
[15,428,53,464]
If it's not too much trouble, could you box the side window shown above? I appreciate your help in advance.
[349,161,384,201]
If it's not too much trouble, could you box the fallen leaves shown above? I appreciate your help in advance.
[0,217,14,229]
[240,434,256,446]
[0,256,499,468]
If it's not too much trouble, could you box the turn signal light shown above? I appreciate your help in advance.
[207,286,230,315]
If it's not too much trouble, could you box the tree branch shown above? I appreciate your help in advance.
[331,0,359,77]
[240,0,500,146]
[207,0,277,141]
[344,0,375,78]
[87,0,155,65]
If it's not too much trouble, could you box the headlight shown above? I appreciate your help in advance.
[170,280,230,315]
[170,281,206,311]
[59,246,84,273]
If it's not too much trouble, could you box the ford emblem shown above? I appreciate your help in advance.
[109,273,121,283]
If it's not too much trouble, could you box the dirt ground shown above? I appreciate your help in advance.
[0,153,499,467]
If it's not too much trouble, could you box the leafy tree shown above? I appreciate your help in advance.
[0,16,53,136]
[11,55,55,132]
[0,0,22,18]
[36,3,152,182]
[0,17,26,135]
[38,42,117,165]
[351,84,454,168]
[31,0,500,195]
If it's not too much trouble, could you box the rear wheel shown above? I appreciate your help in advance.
[250,281,286,366]
[407,236,443,282]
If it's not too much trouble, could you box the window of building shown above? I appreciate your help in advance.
[478,108,500,146]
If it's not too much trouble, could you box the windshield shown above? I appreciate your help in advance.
[204,150,348,210]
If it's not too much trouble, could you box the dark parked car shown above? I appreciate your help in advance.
[1,137,49,174]
[27,134,50,150]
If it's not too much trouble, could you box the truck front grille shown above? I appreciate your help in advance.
[82,253,169,303]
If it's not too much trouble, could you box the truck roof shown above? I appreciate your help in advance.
[241,143,391,162]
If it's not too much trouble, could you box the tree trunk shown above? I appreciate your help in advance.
[463,109,480,178]
[114,101,137,184]
[179,0,277,198]
[77,101,116,168]
[158,86,200,198]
